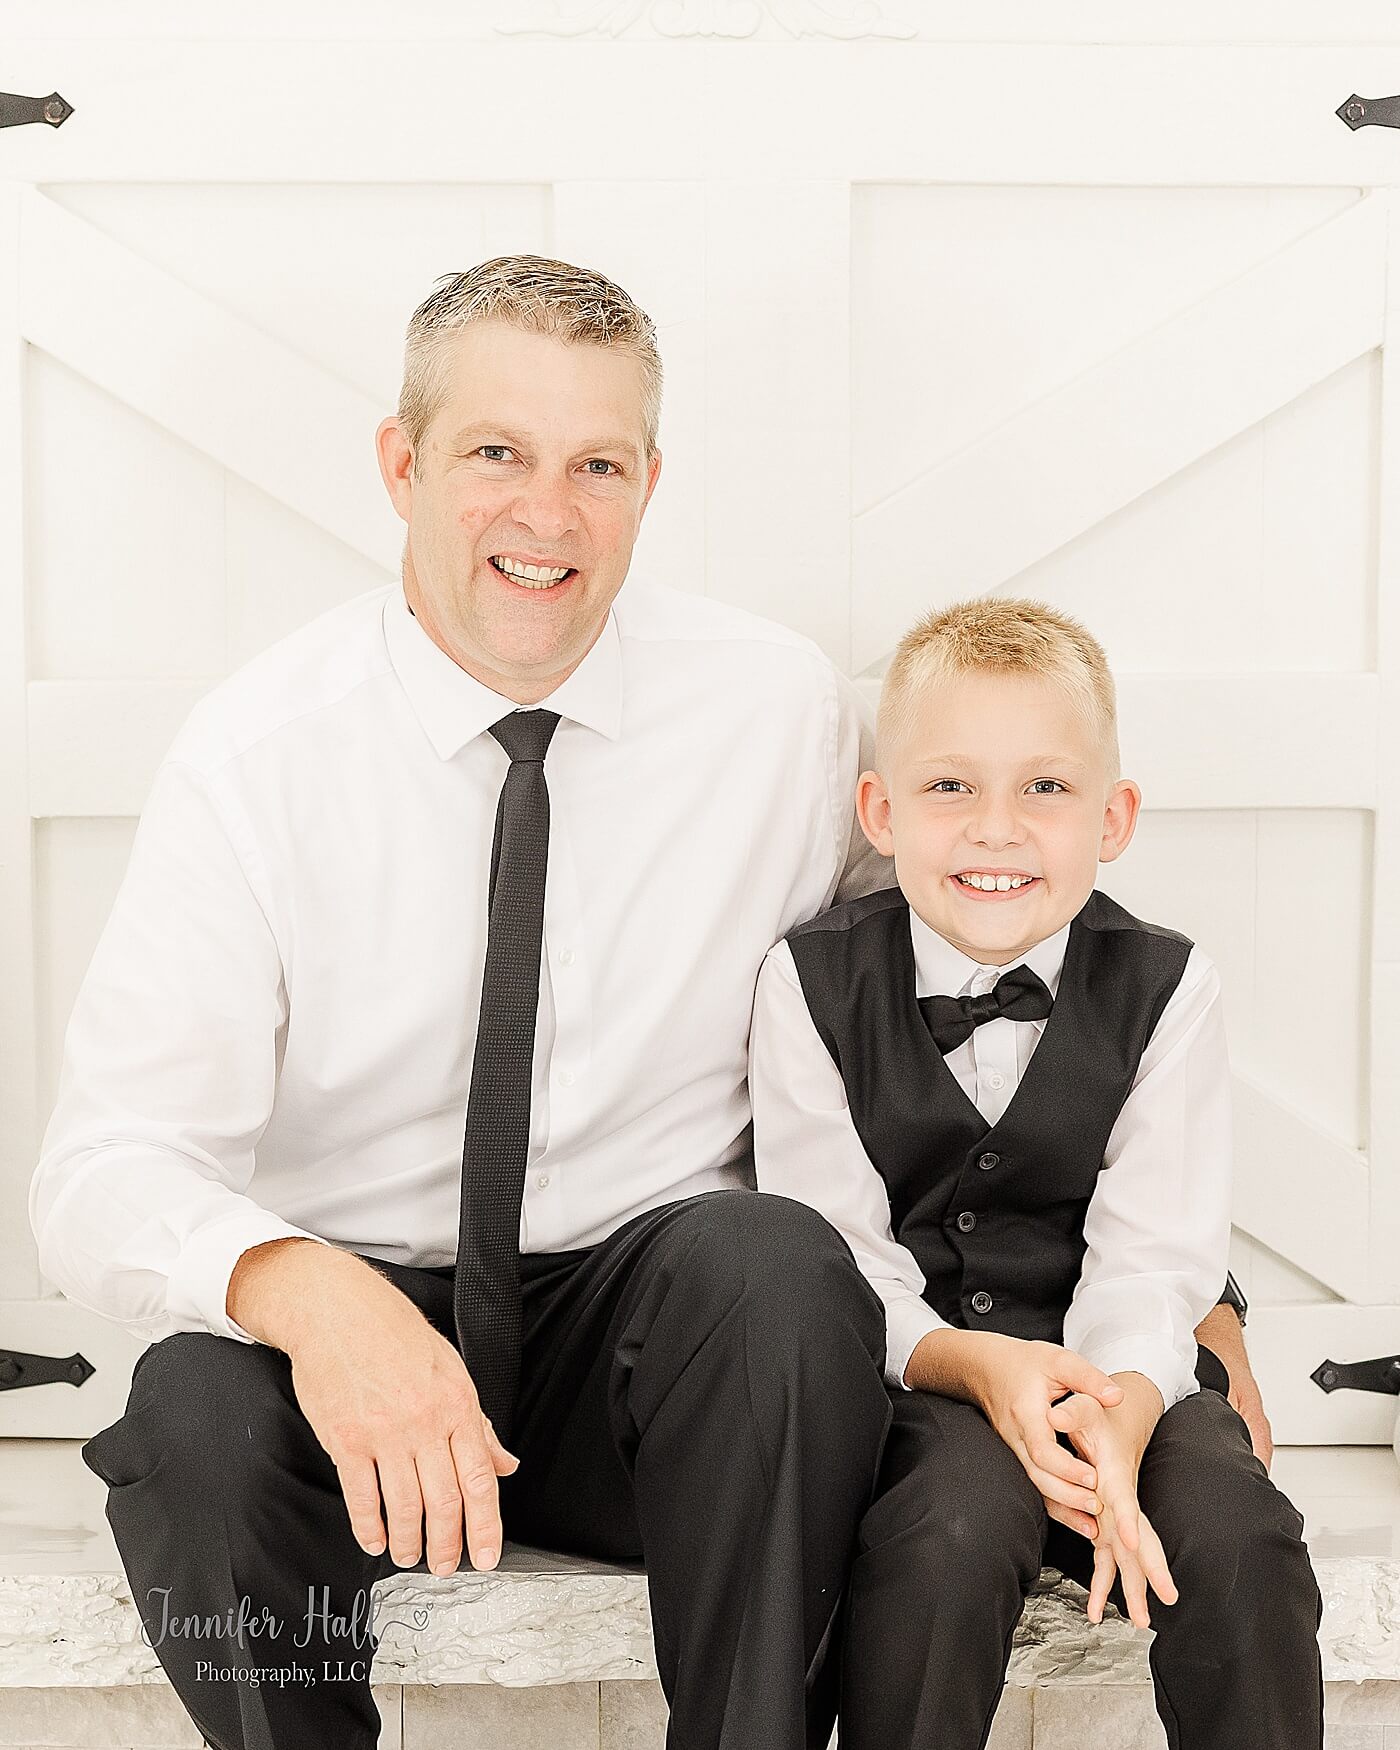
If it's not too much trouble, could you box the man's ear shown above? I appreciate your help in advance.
[1098,779,1142,865]
[641,447,662,513]
[376,416,415,523]
[856,769,896,858]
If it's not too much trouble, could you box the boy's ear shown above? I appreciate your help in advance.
[1098,779,1142,864]
[856,769,896,858]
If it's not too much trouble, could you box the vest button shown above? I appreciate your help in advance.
[970,1290,994,1315]
[977,1152,999,1170]
[956,1211,977,1233]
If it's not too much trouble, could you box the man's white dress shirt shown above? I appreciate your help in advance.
[30,581,881,1345]
[749,904,1233,1411]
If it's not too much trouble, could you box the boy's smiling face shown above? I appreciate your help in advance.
[858,669,1142,966]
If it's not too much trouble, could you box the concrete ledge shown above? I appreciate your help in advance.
[0,1555,1395,1691]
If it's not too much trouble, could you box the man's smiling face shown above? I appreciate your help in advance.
[377,319,662,702]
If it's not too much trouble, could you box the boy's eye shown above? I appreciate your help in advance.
[1029,780,1066,794]
[929,780,969,793]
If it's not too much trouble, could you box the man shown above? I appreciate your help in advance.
[31,255,1267,1750]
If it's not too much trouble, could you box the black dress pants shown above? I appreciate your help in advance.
[835,1346,1325,1750]
[80,1190,893,1750]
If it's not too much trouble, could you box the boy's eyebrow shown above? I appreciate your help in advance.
[446,422,642,463]
[914,752,1089,772]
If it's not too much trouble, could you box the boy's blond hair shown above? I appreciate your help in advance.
[396,254,663,481]
[877,595,1121,786]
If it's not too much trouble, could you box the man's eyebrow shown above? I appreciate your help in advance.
[446,422,642,463]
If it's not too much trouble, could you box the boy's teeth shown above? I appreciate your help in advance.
[491,555,571,587]
[957,873,1036,891]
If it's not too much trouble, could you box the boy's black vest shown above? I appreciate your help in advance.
[785,886,1193,1342]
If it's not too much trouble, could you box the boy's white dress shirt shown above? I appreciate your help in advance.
[30,580,882,1347]
[749,904,1234,1412]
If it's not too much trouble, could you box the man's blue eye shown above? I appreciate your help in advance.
[586,459,618,475]
[479,445,512,462]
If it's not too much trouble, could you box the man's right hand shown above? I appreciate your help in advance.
[227,1238,518,1575]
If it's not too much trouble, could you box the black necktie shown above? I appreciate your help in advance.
[454,708,560,1438]
[918,963,1053,1056]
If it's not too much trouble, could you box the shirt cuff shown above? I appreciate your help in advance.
[166,1210,337,1344]
[1075,1334,1199,1413]
[885,1295,953,1391]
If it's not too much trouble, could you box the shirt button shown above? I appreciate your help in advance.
[986,1071,1006,1091]
[978,1152,999,1171]
[558,1069,575,1088]
[956,1211,977,1233]
[537,1173,551,1189]
[558,948,575,966]
[970,1291,994,1315]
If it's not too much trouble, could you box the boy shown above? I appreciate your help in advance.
[749,596,1323,1750]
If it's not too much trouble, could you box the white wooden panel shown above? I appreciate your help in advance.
[28,681,209,818]
[1246,1237,1340,1308]
[0,183,40,1303]
[702,182,851,663]
[227,478,394,665]
[1002,358,1376,677]
[27,354,228,681]
[852,195,1387,672]
[851,183,1357,510]
[1232,1073,1369,1302]
[552,181,708,596]
[1,41,1398,188]
[47,180,549,415]
[18,190,398,569]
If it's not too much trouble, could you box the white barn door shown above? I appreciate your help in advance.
[2,7,1397,1442]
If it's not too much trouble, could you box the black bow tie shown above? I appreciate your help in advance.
[918,963,1054,1056]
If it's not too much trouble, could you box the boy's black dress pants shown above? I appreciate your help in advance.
[80,1189,893,1750]
[836,1346,1325,1750]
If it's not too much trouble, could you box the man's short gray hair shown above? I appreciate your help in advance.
[397,254,663,476]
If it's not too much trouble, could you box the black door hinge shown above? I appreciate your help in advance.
[1337,93,1400,131]
[0,90,73,130]
[0,1348,95,1390]
[1311,1354,1400,1395]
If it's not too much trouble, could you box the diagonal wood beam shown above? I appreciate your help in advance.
[18,190,399,570]
[852,195,1388,671]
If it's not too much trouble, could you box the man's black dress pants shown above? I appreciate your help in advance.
[81,1190,892,1750]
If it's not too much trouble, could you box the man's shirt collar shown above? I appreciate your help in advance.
[383,586,623,758]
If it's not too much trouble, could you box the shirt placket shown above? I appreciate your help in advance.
[967,966,1020,1127]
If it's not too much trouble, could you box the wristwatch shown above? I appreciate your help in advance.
[1218,1271,1248,1328]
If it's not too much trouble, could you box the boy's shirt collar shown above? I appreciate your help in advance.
[909,903,1072,1004]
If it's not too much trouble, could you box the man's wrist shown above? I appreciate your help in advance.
[904,1326,1001,1402]
[226,1236,348,1353]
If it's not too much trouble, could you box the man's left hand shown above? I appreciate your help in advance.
[1194,1302,1274,1469]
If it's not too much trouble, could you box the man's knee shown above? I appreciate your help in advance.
[84,1330,304,1499]
[667,1190,884,1362]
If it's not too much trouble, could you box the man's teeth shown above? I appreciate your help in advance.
[956,873,1037,892]
[491,555,571,588]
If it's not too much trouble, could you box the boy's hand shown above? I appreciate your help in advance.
[906,1329,1124,1526]
[1048,1377,1177,1630]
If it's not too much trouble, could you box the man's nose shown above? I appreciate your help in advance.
[510,473,578,541]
